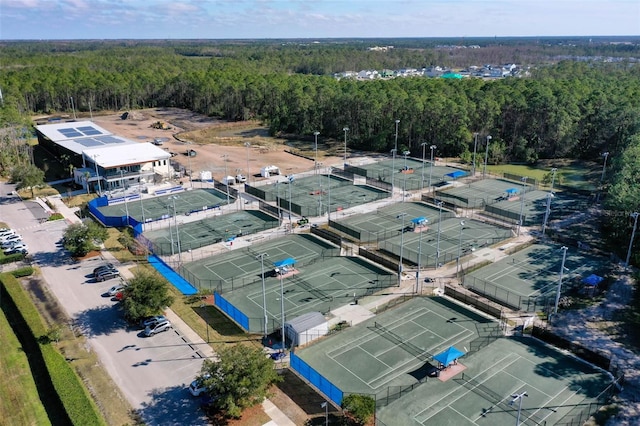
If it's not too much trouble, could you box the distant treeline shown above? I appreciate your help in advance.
[1,40,640,165]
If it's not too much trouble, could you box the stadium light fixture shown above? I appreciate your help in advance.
[509,391,528,426]
[342,127,349,165]
[517,176,528,236]
[420,142,428,191]
[457,220,465,274]
[435,201,443,268]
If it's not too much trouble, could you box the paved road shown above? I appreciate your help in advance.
[0,182,209,425]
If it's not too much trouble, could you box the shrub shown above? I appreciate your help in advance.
[48,213,64,221]
[0,253,25,264]
[11,266,34,278]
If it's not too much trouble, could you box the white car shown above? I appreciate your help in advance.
[189,374,211,396]
[0,234,22,245]
[4,243,28,253]
[0,228,15,236]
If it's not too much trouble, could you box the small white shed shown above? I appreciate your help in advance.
[285,311,328,347]
[260,165,280,178]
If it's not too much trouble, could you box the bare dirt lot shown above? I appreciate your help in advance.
[92,108,342,182]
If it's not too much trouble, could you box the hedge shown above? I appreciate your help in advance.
[0,274,106,426]
[0,252,25,264]
[11,266,34,278]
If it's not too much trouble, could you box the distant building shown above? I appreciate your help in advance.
[35,121,171,194]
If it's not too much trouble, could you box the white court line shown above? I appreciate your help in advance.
[526,385,579,425]
[446,405,478,426]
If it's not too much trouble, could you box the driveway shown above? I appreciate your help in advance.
[0,182,209,425]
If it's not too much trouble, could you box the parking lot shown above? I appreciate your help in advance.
[0,184,210,425]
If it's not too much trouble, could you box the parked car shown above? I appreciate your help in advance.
[144,320,172,337]
[140,315,167,329]
[93,263,115,276]
[0,234,21,244]
[4,245,28,255]
[189,374,211,396]
[107,284,126,296]
[0,228,16,236]
[96,270,120,282]
[1,239,23,249]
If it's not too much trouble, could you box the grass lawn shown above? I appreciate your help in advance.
[487,159,599,191]
[0,309,51,426]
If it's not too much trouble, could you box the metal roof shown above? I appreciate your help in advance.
[83,143,171,168]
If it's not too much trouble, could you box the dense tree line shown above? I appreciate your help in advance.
[1,41,639,164]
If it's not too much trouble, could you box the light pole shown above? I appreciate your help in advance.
[169,196,182,265]
[510,391,528,426]
[429,145,436,188]
[553,246,569,315]
[421,142,428,191]
[394,119,400,152]
[92,154,102,195]
[288,175,294,226]
[436,202,443,268]
[70,96,77,120]
[139,181,145,224]
[402,150,410,202]
[279,268,286,352]
[244,142,251,182]
[321,401,328,426]
[472,132,479,176]
[541,192,554,236]
[120,170,129,223]
[550,167,558,191]
[625,212,639,268]
[456,221,465,274]
[187,149,193,188]
[313,131,320,176]
[517,177,528,236]
[390,148,397,198]
[275,181,282,226]
[257,253,269,337]
[415,218,428,294]
[600,152,609,183]
[166,204,175,257]
[222,154,230,206]
[327,171,332,221]
[397,213,407,286]
[342,127,349,165]
[483,135,492,178]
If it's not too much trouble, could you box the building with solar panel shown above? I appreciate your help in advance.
[35,121,172,195]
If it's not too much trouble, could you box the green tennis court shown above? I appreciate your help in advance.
[296,297,612,426]
[463,243,609,311]
[379,217,513,268]
[257,174,389,217]
[142,210,278,255]
[331,201,457,243]
[180,234,394,333]
[349,158,466,191]
[97,188,233,222]
[437,179,533,209]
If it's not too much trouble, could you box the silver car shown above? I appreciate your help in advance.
[144,320,172,337]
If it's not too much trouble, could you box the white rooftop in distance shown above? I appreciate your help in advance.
[35,121,111,142]
[83,143,171,168]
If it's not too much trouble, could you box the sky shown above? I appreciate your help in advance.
[0,0,638,40]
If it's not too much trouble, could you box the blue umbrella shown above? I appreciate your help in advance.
[582,274,603,287]
[433,346,465,367]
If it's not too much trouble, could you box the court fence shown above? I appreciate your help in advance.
[258,200,280,219]
[531,326,612,371]
[375,378,428,408]
[443,285,504,320]
[365,176,392,192]
[484,204,529,225]
[214,292,249,330]
[554,380,619,426]
[310,226,343,246]
[328,219,361,241]
[331,166,355,181]
[290,351,343,406]
[359,248,399,277]
[150,220,279,256]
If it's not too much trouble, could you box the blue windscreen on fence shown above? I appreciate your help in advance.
[214,292,250,330]
[148,255,198,295]
[290,351,343,406]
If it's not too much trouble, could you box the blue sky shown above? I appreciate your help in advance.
[1,0,638,40]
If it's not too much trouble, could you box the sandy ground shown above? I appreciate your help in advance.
[92,108,342,183]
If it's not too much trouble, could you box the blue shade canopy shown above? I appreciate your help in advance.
[274,258,296,268]
[411,217,428,226]
[505,188,518,194]
[582,274,604,286]
[445,170,466,179]
[433,346,465,366]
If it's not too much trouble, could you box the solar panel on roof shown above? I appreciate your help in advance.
[77,126,97,132]
[59,128,83,138]
[77,139,102,147]
[82,129,102,136]
[96,135,123,144]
